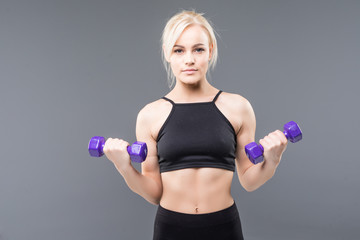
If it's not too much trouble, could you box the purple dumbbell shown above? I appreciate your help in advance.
[245,121,302,164]
[88,136,148,163]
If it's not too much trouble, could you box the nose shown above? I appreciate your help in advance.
[184,52,195,65]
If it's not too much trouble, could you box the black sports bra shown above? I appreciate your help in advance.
[156,91,237,173]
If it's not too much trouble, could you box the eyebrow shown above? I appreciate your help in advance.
[173,43,206,48]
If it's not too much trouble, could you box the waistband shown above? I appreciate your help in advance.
[155,202,239,228]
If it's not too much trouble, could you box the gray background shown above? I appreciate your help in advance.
[1,0,359,239]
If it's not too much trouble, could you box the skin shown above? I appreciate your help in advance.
[103,24,288,214]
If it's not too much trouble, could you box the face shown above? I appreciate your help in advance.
[166,24,212,86]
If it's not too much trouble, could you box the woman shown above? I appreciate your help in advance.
[103,10,288,240]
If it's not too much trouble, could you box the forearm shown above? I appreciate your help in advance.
[239,160,279,192]
[114,163,162,205]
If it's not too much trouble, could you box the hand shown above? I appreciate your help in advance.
[259,130,288,166]
[103,138,132,170]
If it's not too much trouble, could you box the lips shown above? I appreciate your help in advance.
[182,69,198,73]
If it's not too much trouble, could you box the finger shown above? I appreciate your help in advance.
[259,137,271,149]
[266,132,282,146]
[118,140,130,151]
[271,130,288,145]
[261,134,282,151]
[109,138,120,149]
[104,137,113,151]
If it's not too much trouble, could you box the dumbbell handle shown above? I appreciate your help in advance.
[245,121,302,164]
[252,128,292,154]
[95,141,140,158]
[88,136,147,163]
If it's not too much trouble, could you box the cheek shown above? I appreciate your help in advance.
[198,57,210,69]
[170,59,178,68]
[170,60,181,73]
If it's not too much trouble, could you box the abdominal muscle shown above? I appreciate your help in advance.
[159,167,234,214]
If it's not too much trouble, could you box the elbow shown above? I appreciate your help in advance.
[240,178,260,192]
[243,185,258,192]
[146,194,162,206]
[145,190,162,205]
[149,199,161,206]
[144,187,163,206]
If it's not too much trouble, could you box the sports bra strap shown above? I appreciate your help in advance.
[162,96,175,105]
[212,90,223,102]
[163,91,223,104]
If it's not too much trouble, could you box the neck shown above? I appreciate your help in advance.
[169,78,218,102]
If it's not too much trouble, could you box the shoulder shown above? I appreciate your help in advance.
[136,98,173,134]
[137,98,171,121]
[217,91,254,115]
[220,92,256,137]
[213,91,255,134]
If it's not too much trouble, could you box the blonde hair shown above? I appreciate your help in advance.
[161,10,218,88]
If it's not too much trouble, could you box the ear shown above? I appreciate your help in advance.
[162,44,170,62]
[208,43,213,61]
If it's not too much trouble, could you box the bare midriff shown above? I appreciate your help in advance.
[160,167,234,214]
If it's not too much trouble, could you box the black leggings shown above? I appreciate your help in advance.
[153,202,244,240]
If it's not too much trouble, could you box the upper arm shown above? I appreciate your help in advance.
[234,97,257,178]
[135,104,162,186]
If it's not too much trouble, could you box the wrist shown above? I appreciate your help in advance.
[114,161,133,175]
[261,158,279,172]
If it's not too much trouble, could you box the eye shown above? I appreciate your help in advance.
[173,49,183,54]
[194,48,205,53]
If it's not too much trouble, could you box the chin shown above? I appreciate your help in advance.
[180,79,201,86]
[178,75,202,86]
